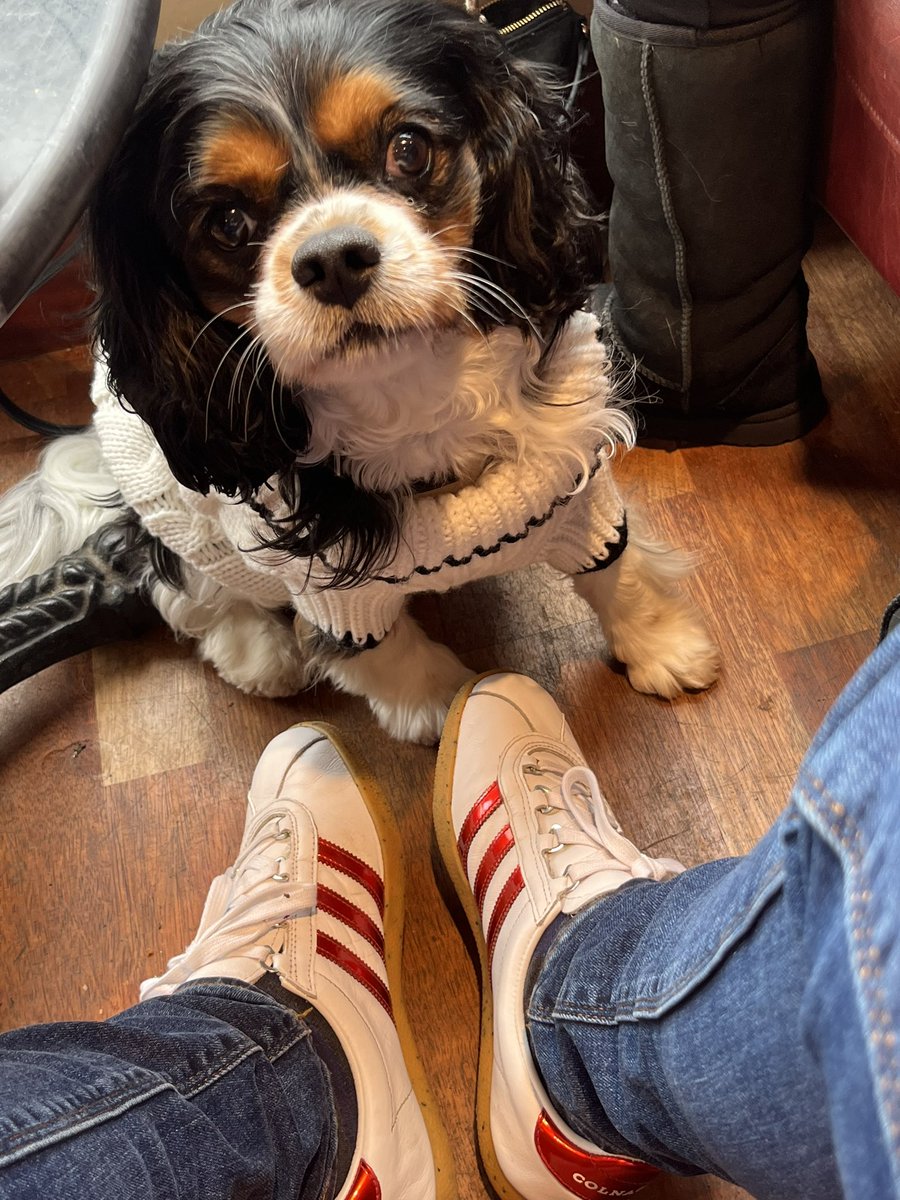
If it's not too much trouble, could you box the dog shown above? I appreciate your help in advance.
[0,0,719,742]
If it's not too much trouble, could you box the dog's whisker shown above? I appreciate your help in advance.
[453,271,525,326]
[454,271,532,318]
[228,334,265,435]
[452,271,543,341]
[269,374,297,453]
[187,303,254,360]
[243,341,274,441]
[430,230,518,277]
[227,333,259,414]
[458,291,506,327]
[454,245,518,271]
[248,341,271,396]
[451,275,516,327]
[445,299,490,342]
[204,326,255,440]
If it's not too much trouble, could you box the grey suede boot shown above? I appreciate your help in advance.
[592,0,827,447]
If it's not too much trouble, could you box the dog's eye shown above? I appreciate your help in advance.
[385,129,432,179]
[206,205,257,250]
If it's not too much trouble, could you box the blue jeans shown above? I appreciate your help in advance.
[0,982,336,1199]
[529,627,900,1200]
[2,636,899,1200]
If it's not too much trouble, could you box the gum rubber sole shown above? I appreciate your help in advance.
[431,676,528,1200]
[301,722,458,1200]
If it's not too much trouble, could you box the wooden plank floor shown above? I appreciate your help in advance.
[1,217,898,1200]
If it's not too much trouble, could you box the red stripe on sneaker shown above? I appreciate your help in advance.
[534,1110,659,1197]
[457,780,502,867]
[317,931,394,1021]
[486,865,525,968]
[474,825,514,913]
[318,839,384,915]
[317,885,385,960]
[345,1159,382,1200]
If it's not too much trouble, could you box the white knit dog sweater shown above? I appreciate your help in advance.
[92,311,629,648]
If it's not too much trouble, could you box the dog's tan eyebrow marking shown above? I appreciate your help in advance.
[196,123,291,199]
[312,69,400,155]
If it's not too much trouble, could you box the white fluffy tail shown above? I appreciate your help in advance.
[0,429,125,584]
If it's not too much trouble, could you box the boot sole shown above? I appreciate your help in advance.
[302,721,458,1200]
[636,389,827,448]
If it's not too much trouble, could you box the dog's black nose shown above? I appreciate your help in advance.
[291,226,381,309]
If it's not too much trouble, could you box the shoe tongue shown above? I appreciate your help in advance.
[182,914,289,987]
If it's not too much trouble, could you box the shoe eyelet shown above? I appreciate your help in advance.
[272,872,289,882]
[274,830,290,841]
[542,822,565,856]
[536,804,557,815]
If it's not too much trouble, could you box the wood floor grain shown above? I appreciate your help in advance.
[1,218,898,1200]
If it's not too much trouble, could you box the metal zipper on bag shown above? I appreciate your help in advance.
[466,0,569,34]
[496,0,569,36]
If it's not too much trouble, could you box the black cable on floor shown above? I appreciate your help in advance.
[0,384,88,437]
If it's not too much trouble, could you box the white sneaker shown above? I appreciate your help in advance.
[142,722,454,1200]
[434,673,683,1200]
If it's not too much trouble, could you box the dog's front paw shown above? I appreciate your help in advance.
[199,605,307,698]
[370,693,458,745]
[613,601,721,699]
[318,614,475,743]
[625,632,720,698]
[368,647,475,744]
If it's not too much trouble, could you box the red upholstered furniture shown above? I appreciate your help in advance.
[821,0,900,295]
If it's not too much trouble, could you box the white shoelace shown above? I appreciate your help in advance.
[527,761,683,900]
[140,813,317,1000]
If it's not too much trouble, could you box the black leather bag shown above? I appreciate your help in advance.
[468,0,590,107]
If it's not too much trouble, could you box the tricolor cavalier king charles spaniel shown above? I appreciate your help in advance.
[0,0,719,741]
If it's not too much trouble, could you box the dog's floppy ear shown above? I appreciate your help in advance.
[87,55,308,501]
[467,49,603,329]
[86,43,400,583]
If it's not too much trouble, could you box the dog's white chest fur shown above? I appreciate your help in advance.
[299,323,584,494]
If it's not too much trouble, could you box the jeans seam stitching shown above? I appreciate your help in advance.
[179,1030,307,1100]
[179,1026,309,1101]
[0,1079,160,1152]
[797,775,899,1161]
[181,1043,264,1099]
[0,1029,309,1169]
[269,1028,311,1064]
[0,1081,173,1169]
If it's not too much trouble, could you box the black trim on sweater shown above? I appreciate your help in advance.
[305,625,385,655]
[369,450,618,586]
[250,446,623,590]
[575,518,629,574]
